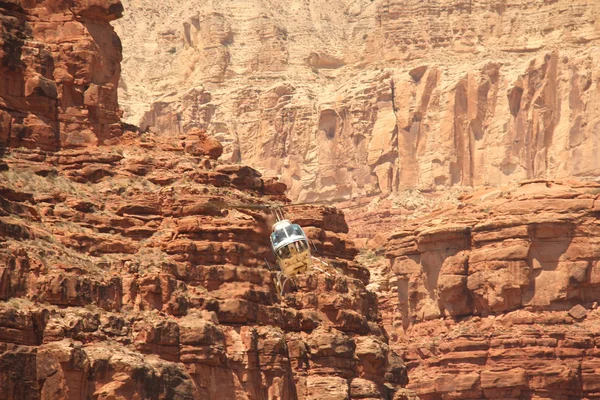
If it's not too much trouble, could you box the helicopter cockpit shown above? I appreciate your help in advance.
[270,220,312,276]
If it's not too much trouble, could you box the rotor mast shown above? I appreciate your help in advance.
[273,207,285,223]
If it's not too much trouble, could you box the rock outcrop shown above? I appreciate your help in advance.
[0,2,417,397]
[113,0,600,201]
[0,128,413,399]
[377,180,600,399]
[0,0,124,151]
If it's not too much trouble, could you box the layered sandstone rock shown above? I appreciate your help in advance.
[0,0,123,151]
[0,129,414,399]
[377,180,600,399]
[0,3,416,396]
[113,0,600,201]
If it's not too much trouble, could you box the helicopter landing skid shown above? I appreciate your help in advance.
[308,265,331,277]
[310,256,339,277]
[266,256,340,299]
[274,271,291,298]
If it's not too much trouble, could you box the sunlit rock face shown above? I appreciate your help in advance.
[0,126,416,398]
[114,0,600,200]
[0,0,124,151]
[377,180,600,399]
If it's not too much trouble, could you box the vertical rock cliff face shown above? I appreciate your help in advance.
[113,0,600,201]
[378,181,600,399]
[0,0,123,151]
[0,131,414,399]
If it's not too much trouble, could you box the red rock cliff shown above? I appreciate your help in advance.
[0,126,416,398]
[0,2,417,398]
[377,181,600,399]
[0,0,123,151]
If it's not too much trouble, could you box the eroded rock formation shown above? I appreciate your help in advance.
[4,0,600,399]
[0,1,418,398]
[0,127,414,398]
[0,0,124,151]
[113,0,600,200]
[376,180,600,399]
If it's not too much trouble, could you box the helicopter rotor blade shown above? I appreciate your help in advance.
[206,196,358,212]
[207,199,276,210]
[277,196,357,208]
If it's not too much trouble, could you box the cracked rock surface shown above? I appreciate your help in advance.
[113,0,600,200]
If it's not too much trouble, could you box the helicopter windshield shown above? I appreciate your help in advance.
[271,224,307,249]
[270,221,312,275]
[276,240,309,259]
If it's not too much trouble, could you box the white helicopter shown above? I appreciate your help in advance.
[267,208,332,296]
[209,199,335,296]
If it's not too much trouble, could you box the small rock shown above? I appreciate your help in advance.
[183,128,223,159]
[393,388,421,400]
[568,304,587,320]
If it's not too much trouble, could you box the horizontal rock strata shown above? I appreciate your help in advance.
[380,181,600,399]
[0,130,414,399]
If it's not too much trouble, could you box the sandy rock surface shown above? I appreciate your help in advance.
[113,0,600,200]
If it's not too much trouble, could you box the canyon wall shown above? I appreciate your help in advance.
[376,180,600,399]
[0,130,414,399]
[0,1,417,398]
[4,0,600,399]
[0,0,124,151]
[113,0,600,201]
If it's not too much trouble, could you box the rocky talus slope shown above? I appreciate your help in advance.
[0,130,414,399]
[113,0,600,201]
[371,180,600,399]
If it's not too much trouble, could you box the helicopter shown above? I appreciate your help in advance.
[267,207,333,296]
[207,198,340,296]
